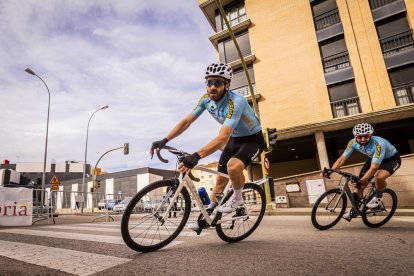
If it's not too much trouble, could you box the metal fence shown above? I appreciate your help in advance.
[322,51,350,73]
[369,0,399,10]
[380,29,414,55]
[314,8,340,31]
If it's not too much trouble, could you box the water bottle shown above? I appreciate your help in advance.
[198,187,211,206]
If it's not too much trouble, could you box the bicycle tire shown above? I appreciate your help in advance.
[361,188,397,228]
[311,188,347,230]
[121,179,191,252]
[216,183,266,243]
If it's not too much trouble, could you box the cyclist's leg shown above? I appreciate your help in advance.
[375,154,401,193]
[357,159,372,196]
[212,138,236,203]
[218,141,262,212]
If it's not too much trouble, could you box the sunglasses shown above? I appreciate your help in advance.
[356,135,371,139]
[206,79,226,87]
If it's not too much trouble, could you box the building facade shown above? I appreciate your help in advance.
[198,0,414,206]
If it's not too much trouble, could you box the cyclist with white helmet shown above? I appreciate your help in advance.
[324,123,401,220]
[150,62,265,231]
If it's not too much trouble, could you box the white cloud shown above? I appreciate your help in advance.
[0,0,221,172]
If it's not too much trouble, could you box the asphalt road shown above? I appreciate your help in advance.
[0,214,413,275]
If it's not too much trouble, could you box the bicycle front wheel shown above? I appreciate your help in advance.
[362,188,397,228]
[216,183,266,243]
[311,188,347,230]
[121,179,191,252]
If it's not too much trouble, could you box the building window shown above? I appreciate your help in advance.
[389,64,414,105]
[218,31,251,63]
[328,81,361,118]
[393,85,414,105]
[222,2,247,30]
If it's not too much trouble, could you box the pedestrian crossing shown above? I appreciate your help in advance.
[0,218,207,276]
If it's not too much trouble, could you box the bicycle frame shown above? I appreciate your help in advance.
[156,164,265,226]
[153,165,230,226]
[337,177,376,215]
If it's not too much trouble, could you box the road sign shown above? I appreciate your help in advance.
[264,156,270,172]
[50,175,60,185]
[51,184,59,191]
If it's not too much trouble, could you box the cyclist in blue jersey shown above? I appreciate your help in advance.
[150,62,265,230]
[324,123,401,220]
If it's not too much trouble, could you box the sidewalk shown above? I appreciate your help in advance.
[265,207,414,216]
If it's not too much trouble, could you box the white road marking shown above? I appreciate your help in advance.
[40,225,207,237]
[0,240,130,276]
[0,228,183,247]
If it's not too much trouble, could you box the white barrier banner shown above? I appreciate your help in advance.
[0,187,33,226]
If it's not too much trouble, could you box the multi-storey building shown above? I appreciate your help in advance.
[199,0,414,206]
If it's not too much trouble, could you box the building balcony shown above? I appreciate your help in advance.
[322,51,350,73]
[369,0,400,10]
[393,83,414,106]
[209,19,251,50]
[370,0,406,22]
[331,96,361,118]
[224,48,252,64]
[227,54,255,68]
[380,29,414,55]
[232,84,260,101]
[314,8,341,31]
[322,51,354,86]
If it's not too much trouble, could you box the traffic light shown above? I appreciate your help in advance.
[96,180,101,189]
[90,187,95,193]
[266,128,277,149]
[124,143,129,155]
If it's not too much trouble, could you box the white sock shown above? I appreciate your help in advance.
[233,188,243,201]
[207,201,216,209]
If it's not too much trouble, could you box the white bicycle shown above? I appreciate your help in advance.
[121,146,267,252]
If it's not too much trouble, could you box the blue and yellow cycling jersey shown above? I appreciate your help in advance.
[191,90,262,137]
[342,136,397,164]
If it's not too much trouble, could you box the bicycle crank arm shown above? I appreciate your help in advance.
[217,215,249,224]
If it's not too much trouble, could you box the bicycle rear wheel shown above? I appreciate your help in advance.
[311,188,347,230]
[362,188,397,228]
[216,183,266,243]
[121,179,191,252]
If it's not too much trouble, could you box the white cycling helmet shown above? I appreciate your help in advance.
[352,123,374,136]
[205,62,233,81]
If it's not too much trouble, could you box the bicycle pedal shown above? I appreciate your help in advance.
[235,207,247,217]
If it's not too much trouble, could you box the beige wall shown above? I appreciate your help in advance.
[246,0,332,129]
[337,0,395,112]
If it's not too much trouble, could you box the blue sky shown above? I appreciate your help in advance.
[0,1,222,172]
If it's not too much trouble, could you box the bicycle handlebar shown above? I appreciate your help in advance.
[155,146,200,182]
[322,167,359,182]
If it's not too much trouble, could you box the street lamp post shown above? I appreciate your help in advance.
[81,105,109,213]
[25,68,50,214]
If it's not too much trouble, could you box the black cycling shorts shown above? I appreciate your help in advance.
[359,153,401,180]
[218,131,266,174]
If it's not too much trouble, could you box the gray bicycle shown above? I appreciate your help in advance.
[311,168,398,230]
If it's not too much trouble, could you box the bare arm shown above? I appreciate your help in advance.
[331,155,348,170]
[165,114,197,142]
[196,125,233,158]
